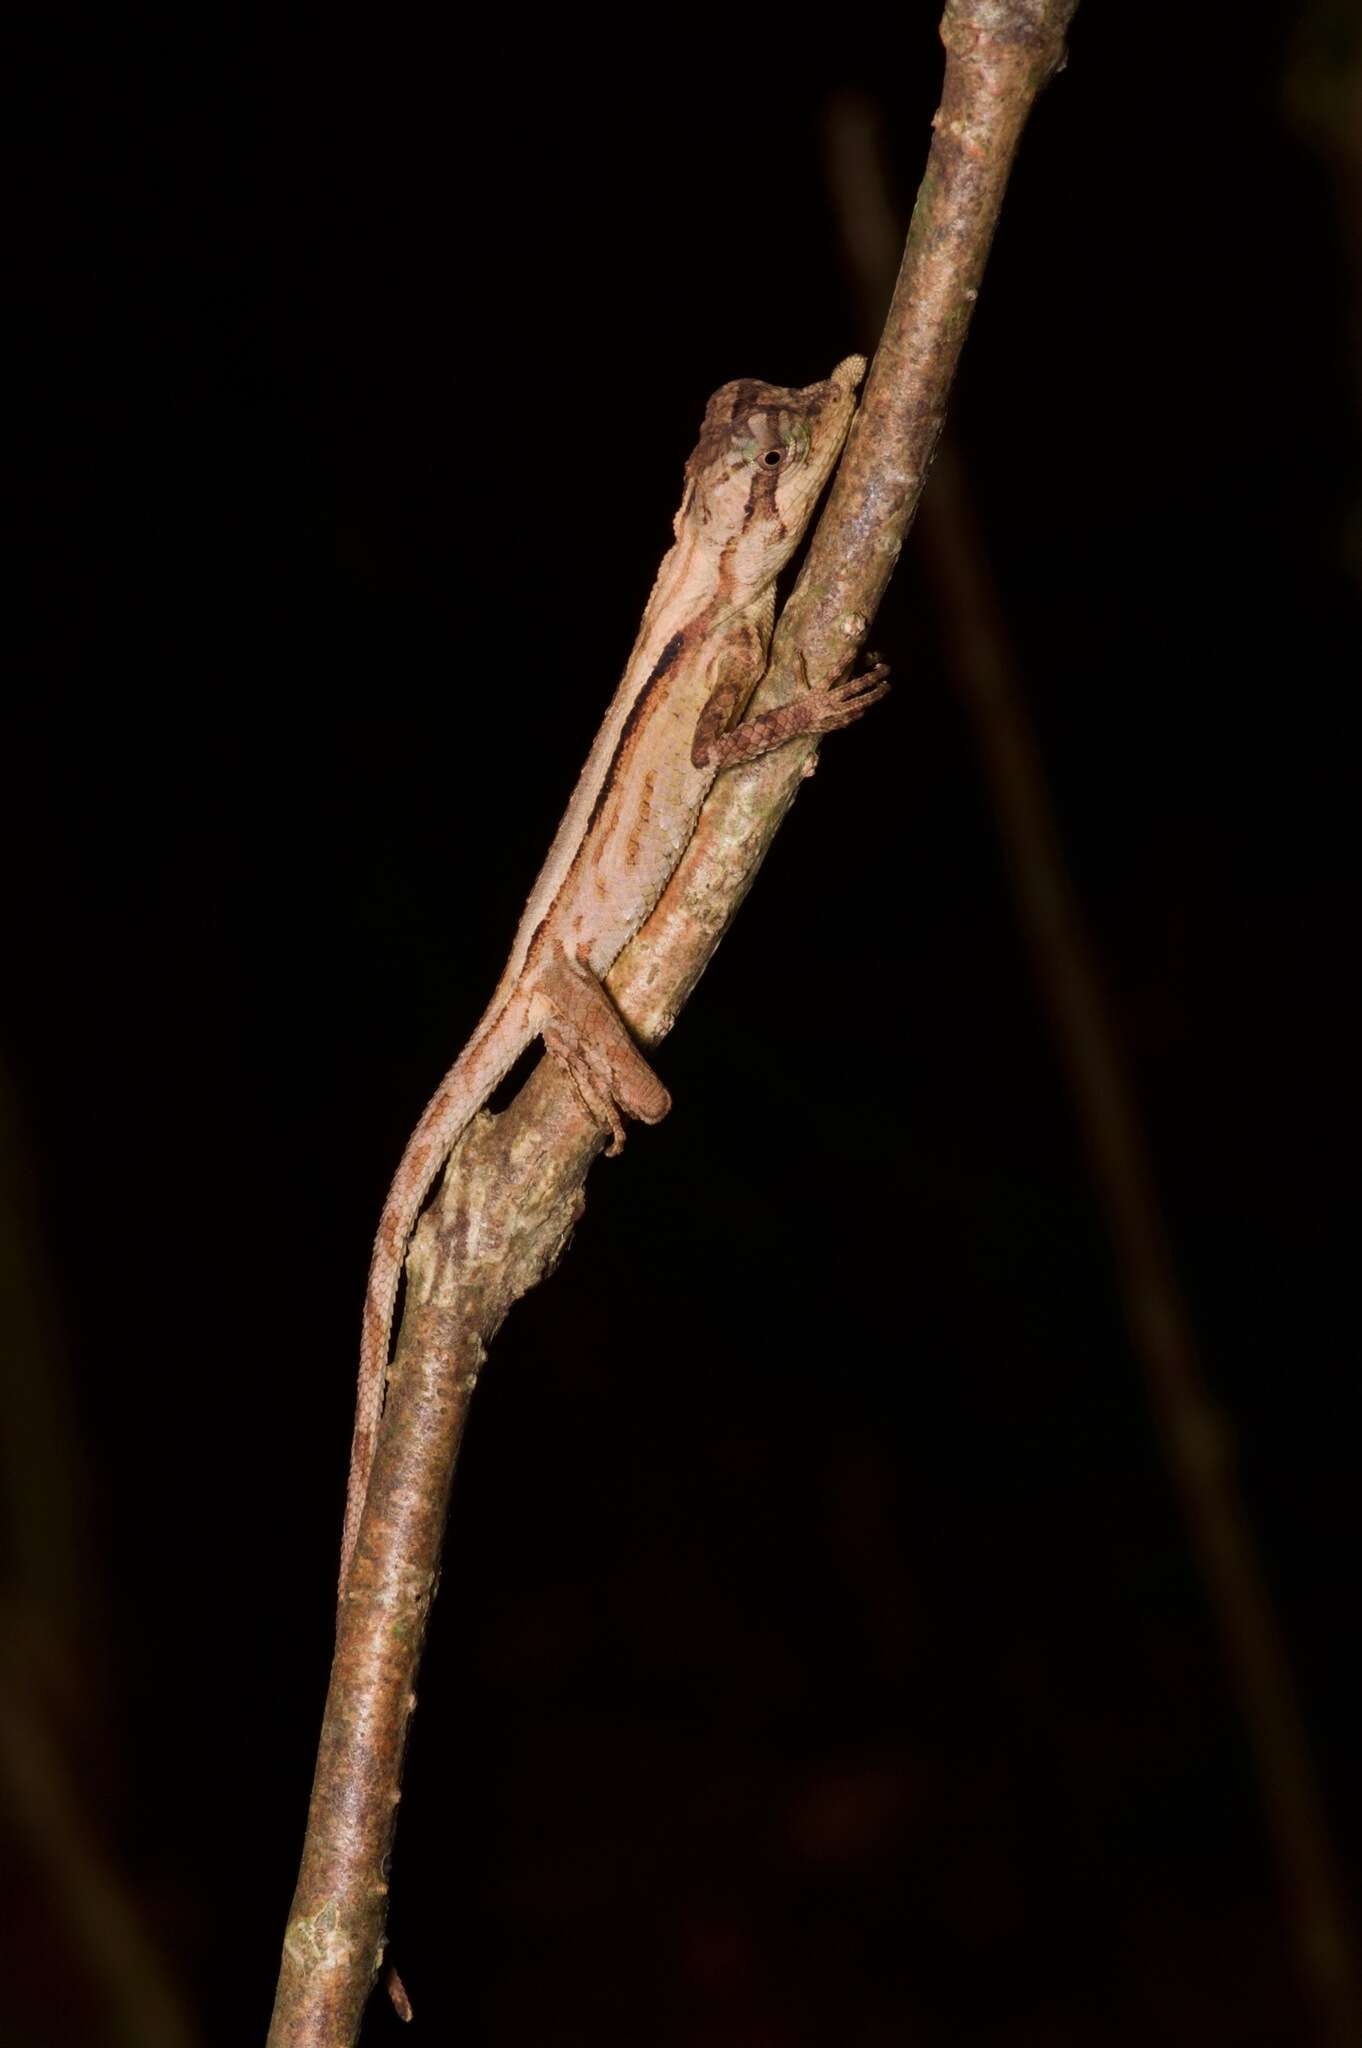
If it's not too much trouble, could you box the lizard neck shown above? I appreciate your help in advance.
[635,519,772,662]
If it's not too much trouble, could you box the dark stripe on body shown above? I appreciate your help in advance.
[524,544,742,966]
[522,631,690,965]
[581,626,687,838]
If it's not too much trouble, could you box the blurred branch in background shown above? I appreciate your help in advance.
[0,1668,197,2048]
[0,1063,198,2048]
[824,89,1362,2048]
[1286,3,1362,579]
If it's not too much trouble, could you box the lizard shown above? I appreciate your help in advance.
[338,352,890,1604]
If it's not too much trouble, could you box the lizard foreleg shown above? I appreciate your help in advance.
[693,649,891,772]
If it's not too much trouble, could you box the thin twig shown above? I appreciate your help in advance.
[267,7,1078,2040]
[826,85,1362,2048]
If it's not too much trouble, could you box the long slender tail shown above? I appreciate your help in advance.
[338,992,534,1603]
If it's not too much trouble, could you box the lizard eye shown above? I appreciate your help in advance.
[761,447,784,468]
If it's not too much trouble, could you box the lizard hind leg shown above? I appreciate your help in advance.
[534,950,671,1156]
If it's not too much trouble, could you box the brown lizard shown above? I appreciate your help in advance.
[339,353,889,1602]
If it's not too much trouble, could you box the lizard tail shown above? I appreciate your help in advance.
[338,992,534,1603]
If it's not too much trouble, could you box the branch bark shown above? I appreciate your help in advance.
[267,6,1079,2040]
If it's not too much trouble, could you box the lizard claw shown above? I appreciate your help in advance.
[704,650,892,769]
[809,658,892,730]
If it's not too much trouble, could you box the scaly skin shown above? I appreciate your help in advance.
[339,355,889,1605]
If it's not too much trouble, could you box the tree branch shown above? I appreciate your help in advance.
[267,6,1079,2040]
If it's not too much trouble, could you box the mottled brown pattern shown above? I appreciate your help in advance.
[626,770,657,867]
[689,664,749,770]
[580,625,692,854]
[684,374,836,485]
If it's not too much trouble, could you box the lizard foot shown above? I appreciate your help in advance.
[537,952,671,1156]
[703,649,891,770]
[798,646,892,732]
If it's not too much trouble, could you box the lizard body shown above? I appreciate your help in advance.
[339,354,888,1601]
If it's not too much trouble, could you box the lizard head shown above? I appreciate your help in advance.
[678,354,866,586]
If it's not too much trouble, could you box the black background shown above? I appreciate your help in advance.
[7,5,1359,2044]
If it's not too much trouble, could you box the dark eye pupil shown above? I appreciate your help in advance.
[762,448,782,467]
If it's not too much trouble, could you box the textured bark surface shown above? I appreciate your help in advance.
[267,5,1080,2039]
[271,1089,602,2046]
